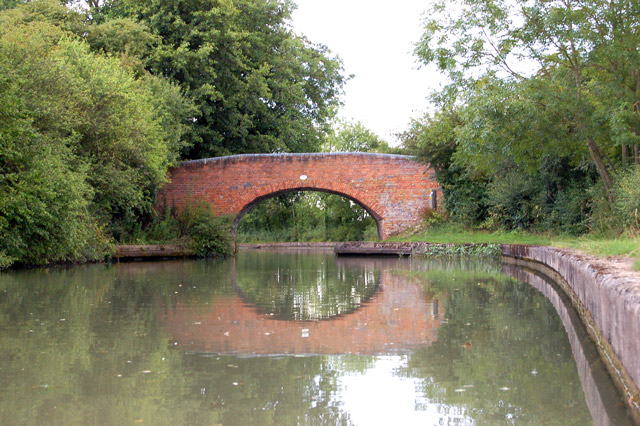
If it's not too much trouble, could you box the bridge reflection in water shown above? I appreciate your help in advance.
[153,251,635,425]
[159,256,444,356]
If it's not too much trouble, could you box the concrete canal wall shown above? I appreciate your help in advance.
[500,244,640,417]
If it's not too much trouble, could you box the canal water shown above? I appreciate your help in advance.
[0,250,634,425]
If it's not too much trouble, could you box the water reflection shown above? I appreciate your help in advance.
[233,251,381,321]
[162,254,443,355]
[502,263,635,425]
[0,252,633,425]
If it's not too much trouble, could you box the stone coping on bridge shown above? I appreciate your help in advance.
[179,152,415,167]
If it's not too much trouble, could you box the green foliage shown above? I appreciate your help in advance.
[421,208,446,228]
[324,120,392,153]
[85,17,157,59]
[401,75,598,233]
[485,172,542,230]
[97,0,346,158]
[0,0,23,11]
[0,20,108,268]
[416,243,502,258]
[177,203,231,256]
[611,167,640,233]
[237,192,378,243]
[0,1,190,268]
[408,0,640,234]
[121,203,231,256]
[484,162,592,234]
[401,109,490,226]
[138,207,181,243]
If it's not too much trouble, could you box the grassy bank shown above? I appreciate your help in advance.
[390,225,640,269]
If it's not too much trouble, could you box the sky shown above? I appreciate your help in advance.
[290,0,443,145]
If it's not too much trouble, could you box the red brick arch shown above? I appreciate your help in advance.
[231,180,385,239]
[156,153,440,240]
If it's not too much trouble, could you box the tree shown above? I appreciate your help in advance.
[401,108,491,226]
[0,20,100,267]
[401,77,595,232]
[324,120,391,153]
[93,0,347,158]
[414,0,640,205]
[0,1,194,267]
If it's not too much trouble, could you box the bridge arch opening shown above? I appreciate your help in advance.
[232,187,383,244]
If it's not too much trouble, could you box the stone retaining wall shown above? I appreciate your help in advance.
[501,244,640,415]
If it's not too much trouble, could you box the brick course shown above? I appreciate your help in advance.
[155,153,441,239]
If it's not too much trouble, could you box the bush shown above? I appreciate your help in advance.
[485,172,543,230]
[0,55,109,269]
[177,203,231,256]
[589,167,640,235]
[612,167,640,233]
[120,203,231,257]
[545,182,591,235]
[439,179,489,227]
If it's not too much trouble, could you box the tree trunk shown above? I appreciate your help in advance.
[291,203,296,240]
[634,69,640,166]
[587,138,615,203]
[622,144,629,166]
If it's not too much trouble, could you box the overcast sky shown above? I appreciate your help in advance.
[291,0,443,145]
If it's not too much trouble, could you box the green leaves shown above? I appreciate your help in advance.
[408,0,640,233]
[102,0,346,158]
[0,1,193,267]
[323,120,391,153]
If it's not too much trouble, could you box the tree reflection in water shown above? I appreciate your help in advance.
[0,252,633,425]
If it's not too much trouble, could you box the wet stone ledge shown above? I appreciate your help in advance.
[114,245,195,260]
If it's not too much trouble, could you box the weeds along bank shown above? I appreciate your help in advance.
[0,0,346,269]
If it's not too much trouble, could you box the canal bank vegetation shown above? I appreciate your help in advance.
[129,203,233,257]
[0,0,347,268]
[3,0,640,268]
[398,0,640,265]
[236,192,380,244]
[414,242,502,258]
[394,224,640,258]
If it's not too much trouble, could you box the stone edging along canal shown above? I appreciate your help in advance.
[499,244,640,419]
[115,241,640,417]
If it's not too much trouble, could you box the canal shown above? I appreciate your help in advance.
[0,250,634,425]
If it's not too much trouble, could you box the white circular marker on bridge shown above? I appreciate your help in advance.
[300,175,308,180]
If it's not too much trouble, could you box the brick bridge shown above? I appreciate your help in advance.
[156,153,440,240]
